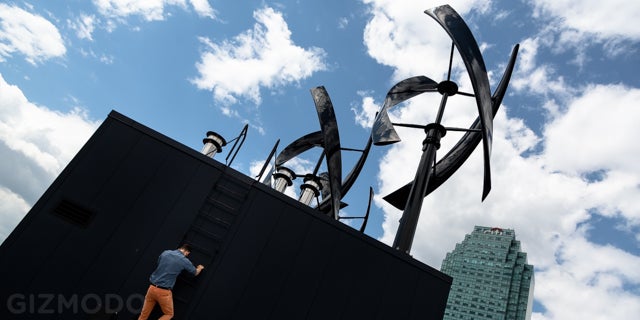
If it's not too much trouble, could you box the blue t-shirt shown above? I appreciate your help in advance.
[149,249,197,289]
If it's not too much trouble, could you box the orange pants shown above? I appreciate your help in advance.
[138,285,174,320]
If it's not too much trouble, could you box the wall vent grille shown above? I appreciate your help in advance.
[52,200,94,228]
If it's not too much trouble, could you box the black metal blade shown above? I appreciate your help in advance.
[311,86,342,220]
[371,76,438,145]
[425,4,494,200]
[275,131,323,166]
[317,135,373,213]
[360,187,374,233]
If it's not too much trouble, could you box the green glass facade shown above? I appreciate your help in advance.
[440,226,534,320]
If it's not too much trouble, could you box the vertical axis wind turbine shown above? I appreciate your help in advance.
[371,4,520,253]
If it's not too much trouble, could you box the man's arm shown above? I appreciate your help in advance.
[180,256,202,276]
[195,264,204,276]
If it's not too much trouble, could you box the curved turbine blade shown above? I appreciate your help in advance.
[360,187,374,233]
[491,44,520,111]
[426,4,494,199]
[317,134,373,212]
[384,44,520,209]
[311,86,342,220]
[275,131,323,166]
[371,76,438,145]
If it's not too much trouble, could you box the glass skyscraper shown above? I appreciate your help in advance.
[440,226,534,320]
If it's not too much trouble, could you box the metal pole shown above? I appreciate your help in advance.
[393,93,449,253]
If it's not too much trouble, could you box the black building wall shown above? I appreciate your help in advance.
[0,111,451,319]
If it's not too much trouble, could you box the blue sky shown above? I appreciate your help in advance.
[1,0,639,319]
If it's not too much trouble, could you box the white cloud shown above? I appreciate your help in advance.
[533,236,640,320]
[338,17,349,29]
[189,0,216,19]
[0,74,99,244]
[531,0,640,41]
[249,159,271,182]
[0,186,31,242]
[516,37,540,73]
[191,7,327,106]
[0,3,66,65]
[94,0,181,21]
[79,47,115,64]
[94,0,216,22]
[68,14,96,41]
[362,0,448,80]
[511,37,574,104]
[527,1,640,66]
[362,0,491,81]
[351,91,379,128]
[543,84,640,227]
[543,84,640,173]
